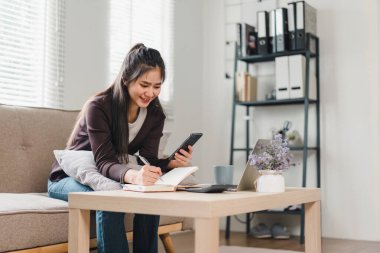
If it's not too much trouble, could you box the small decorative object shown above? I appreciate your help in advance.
[279,120,292,139]
[249,134,293,193]
[265,89,276,100]
[286,130,303,147]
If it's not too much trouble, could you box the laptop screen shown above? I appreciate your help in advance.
[236,139,270,191]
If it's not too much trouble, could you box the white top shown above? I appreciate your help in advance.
[128,107,147,143]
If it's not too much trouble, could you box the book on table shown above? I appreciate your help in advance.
[123,166,199,192]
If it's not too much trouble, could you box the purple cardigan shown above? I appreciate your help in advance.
[49,90,169,183]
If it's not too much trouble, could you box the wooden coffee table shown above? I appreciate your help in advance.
[68,187,321,253]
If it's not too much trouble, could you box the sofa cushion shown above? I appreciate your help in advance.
[0,193,69,252]
[0,193,68,214]
[0,208,69,252]
[0,193,187,252]
[0,105,79,193]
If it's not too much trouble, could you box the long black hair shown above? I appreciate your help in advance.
[67,43,166,162]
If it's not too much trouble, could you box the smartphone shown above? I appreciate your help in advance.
[168,133,203,160]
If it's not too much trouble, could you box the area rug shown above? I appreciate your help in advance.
[219,245,301,253]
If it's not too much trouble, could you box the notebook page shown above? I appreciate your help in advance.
[155,166,198,186]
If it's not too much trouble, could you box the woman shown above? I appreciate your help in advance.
[48,43,193,253]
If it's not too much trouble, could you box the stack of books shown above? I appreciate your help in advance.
[235,72,257,102]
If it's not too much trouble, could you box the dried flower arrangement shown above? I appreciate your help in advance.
[248,134,293,172]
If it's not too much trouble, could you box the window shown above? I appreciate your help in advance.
[109,0,174,111]
[0,0,65,108]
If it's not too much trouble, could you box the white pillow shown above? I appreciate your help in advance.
[53,150,122,191]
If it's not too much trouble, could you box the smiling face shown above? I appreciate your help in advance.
[127,68,162,110]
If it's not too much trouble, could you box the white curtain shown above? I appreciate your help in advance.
[0,0,65,108]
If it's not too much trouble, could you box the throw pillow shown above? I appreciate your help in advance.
[53,150,122,191]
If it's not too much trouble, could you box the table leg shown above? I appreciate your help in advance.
[68,208,90,253]
[194,217,219,253]
[305,201,321,253]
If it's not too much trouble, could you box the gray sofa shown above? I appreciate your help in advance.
[0,104,191,253]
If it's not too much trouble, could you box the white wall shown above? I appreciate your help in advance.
[63,0,110,110]
[199,1,229,182]
[314,0,380,241]
[378,0,380,227]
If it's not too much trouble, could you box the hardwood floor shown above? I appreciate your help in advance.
[160,231,380,253]
[89,230,380,252]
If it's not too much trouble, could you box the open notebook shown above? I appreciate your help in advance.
[123,166,198,192]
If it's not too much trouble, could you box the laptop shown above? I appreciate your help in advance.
[234,139,270,191]
[184,139,270,193]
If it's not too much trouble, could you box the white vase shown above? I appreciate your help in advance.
[256,170,285,193]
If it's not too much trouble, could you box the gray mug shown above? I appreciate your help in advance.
[214,165,233,185]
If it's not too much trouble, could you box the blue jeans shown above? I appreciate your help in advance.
[48,177,160,253]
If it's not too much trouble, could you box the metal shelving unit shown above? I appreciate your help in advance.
[225,34,320,244]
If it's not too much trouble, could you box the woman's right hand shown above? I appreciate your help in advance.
[124,165,162,185]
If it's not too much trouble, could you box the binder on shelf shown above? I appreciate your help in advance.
[257,11,269,55]
[275,8,289,52]
[275,56,290,100]
[241,23,257,57]
[296,1,317,50]
[269,10,276,53]
[287,2,297,51]
[288,55,317,99]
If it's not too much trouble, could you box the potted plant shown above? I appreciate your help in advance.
[249,134,293,192]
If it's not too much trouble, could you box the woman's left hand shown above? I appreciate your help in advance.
[168,145,193,169]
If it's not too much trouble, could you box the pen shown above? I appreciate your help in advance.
[138,155,164,182]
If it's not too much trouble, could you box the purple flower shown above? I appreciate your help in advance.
[248,134,293,172]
